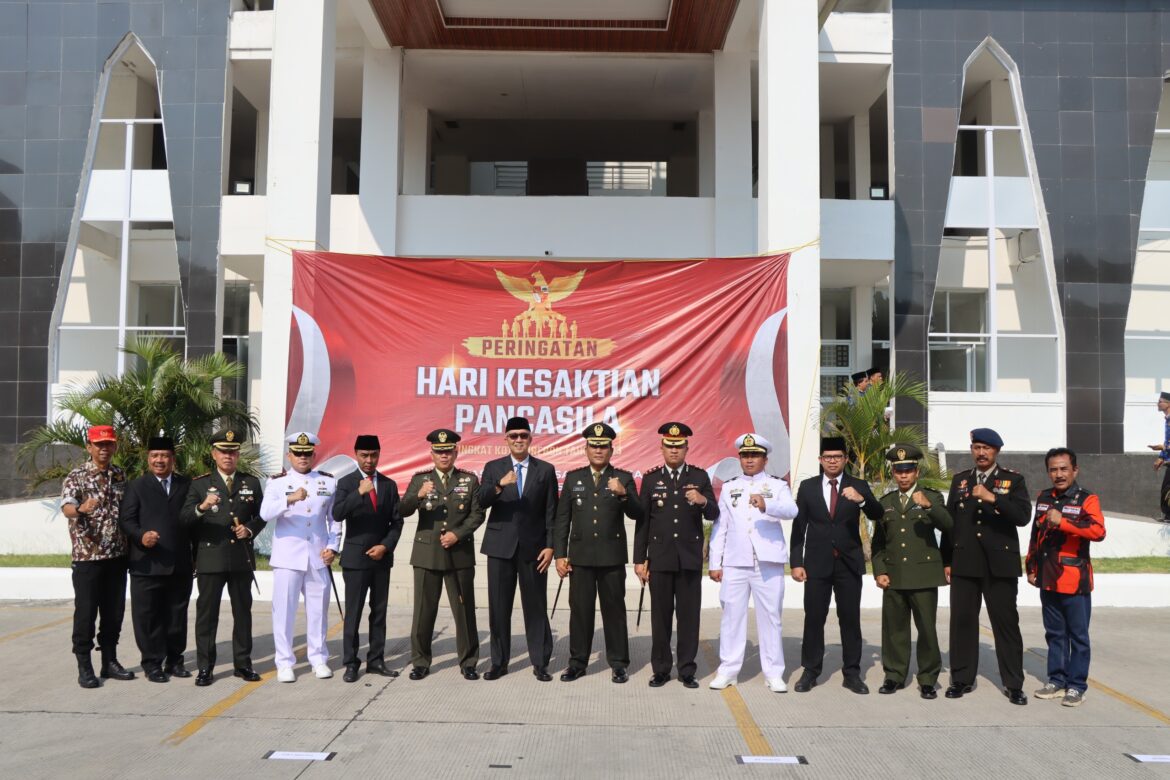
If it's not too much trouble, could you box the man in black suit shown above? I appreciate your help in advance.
[941,428,1032,705]
[476,417,558,682]
[790,436,883,694]
[330,434,404,683]
[633,422,718,689]
[118,436,192,682]
[181,428,266,686]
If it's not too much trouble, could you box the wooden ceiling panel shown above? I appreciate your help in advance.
[369,0,741,53]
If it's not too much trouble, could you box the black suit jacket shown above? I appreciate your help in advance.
[119,472,192,576]
[477,455,558,560]
[790,472,882,577]
[633,463,718,572]
[942,464,1031,578]
[180,470,265,574]
[331,470,404,570]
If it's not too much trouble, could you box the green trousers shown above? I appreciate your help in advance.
[881,587,941,686]
[411,566,478,670]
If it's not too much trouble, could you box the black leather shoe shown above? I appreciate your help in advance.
[648,673,671,688]
[533,667,552,682]
[945,683,974,699]
[195,669,214,686]
[483,665,508,680]
[343,665,360,683]
[366,664,399,678]
[166,661,191,679]
[408,667,429,680]
[920,684,938,700]
[794,673,817,693]
[100,659,135,681]
[1004,687,1028,706]
[878,679,901,694]
[233,667,261,682]
[843,677,869,695]
[462,667,480,680]
[76,653,101,689]
[560,667,586,682]
[679,675,699,689]
[611,667,628,684]
[147,668,170,683]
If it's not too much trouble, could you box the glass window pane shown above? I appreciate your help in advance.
[137,284,178,328]
[930,343,970,391]
[929,290,946,333]
[872,287,890,341]
[948,291,986,333]
[223,283,250,336]
[821,288,851,340]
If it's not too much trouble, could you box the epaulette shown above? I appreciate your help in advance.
[270,471,287,478]
[880,489,899,500]
[997,466,1021,474]
[318,471,333,477]
[724,475,740,483]
[646,464,663,473]
[413,468,434,477]
[195,472,211,480]
[767,473,782,480]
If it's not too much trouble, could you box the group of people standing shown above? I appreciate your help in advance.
[59,416,1107,709]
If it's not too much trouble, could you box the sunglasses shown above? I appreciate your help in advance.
[507,433,531,440]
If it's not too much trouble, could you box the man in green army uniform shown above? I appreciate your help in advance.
[400,429,485,680]
[181,428,266,686]
[554,422,643,683]
[872,444,953,699]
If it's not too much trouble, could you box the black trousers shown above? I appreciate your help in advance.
[342,566,391,667]
[71,557,128,656]
[410,566,478,670]
[949,573,1024,689]
[1160,465,1170,518]
[800,556,863,679]
[194,571,254,670]
[648,568,701,677]
[486,552,553,670]
[567,564,628,671]
[129,571,192,670]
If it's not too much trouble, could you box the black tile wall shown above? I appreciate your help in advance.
[892,0,1167,453]
[0,0,230,456]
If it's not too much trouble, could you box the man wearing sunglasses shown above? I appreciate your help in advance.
[477,417,559,682]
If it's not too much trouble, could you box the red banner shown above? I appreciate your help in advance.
[288,253,791,485]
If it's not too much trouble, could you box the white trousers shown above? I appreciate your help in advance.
[716,561,786,680]
[272,566,332,669]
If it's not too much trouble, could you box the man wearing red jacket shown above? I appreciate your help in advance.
[1026,447,1106,708]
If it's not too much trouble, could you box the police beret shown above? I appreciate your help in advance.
[582,422,616,446]
[427,429,460,451]
[970,428,1004,449]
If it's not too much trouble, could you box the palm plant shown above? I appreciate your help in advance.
[18,337,259,489]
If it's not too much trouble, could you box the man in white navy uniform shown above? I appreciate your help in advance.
[260,432,340,682]
[707,433,798,692]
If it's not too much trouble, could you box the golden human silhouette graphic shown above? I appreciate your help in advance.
[495,269,585,335]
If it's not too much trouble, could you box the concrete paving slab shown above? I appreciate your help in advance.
[0,600,1166,778]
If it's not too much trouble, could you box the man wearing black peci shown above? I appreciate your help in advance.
[477,417,559,682]
[941,428,1032,705]
[790,436,883,694]
[633,422,718,689]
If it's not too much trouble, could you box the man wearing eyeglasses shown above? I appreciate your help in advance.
[477,417,559,682]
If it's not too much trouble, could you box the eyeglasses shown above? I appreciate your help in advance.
[820,454,845,461]
[507,433,531,440]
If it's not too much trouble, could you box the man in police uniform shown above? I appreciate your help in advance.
[181,428,265,686]
[1150,391,1170,521]
[707,433,798,692]
[330,434,404,683]
[259,432,340,683]
[941,428,1031,705]
[554,423,643,683]
[634,422,717,689]
[400,429,485,680]
[872,444,952,699]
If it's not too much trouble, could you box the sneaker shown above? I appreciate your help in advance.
[313,664,333,679]
[277,667,295,683]
[1034,682,1064,700]
[708,674,736,690]
[765,677,788,693]
[1061,689,1085,707]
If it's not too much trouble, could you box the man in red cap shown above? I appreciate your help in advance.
[60,425,134,688]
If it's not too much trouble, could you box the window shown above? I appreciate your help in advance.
[929,290,988,392]
[222,282,252,405]
[135,283,186,358]
[820,289,853,399]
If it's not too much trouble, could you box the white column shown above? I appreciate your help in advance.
[758,0,820,482]
[258,0,336,467]
[713,51,754,256]
[852,285,874,370]
[401,104,429,195]
[355,45,402,254]
[819,125,834,197]
[697,108,714,197]
[849,112,871,200]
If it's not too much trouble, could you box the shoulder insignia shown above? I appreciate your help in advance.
[317,471,333,478]
[724,475,740,482]
[880,490,899,500]
[194,472,210,480]
[646,465,663,473]
[766,473,781,479]
[269,471,287,478]
[998,466,1021,475]
[413,468,434,477]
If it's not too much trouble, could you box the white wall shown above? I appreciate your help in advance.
[928,392,1064,453]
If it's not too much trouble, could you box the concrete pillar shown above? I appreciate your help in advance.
[258,0,336,467]
[254,109,268,196]
[852,284,874,371]
[819,124,834,198]
[356,46,402,254]
[697,108,714,198]
[713,51,754,256]
[849,112,871,200]
[401,104,429,195]
[758,0,820,482]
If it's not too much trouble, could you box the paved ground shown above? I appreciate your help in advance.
[0,600,1167,778]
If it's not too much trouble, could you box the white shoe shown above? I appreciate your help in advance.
[766,677,788,693]
[709,674,736,690]
[277,667,295,683]
[313,664,333,679]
